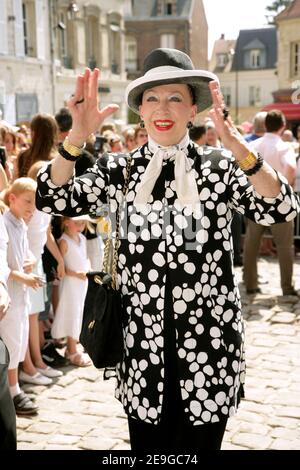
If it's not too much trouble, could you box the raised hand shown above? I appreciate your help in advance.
[208,81,243,152]
[67,68,119,147]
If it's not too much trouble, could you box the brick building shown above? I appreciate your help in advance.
[124,0,208,81]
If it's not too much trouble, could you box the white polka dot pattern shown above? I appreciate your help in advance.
[36,143,300,425]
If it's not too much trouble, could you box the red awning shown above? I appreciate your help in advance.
[261,102,300,121]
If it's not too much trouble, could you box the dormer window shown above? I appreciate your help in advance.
[250,49,261,68]
[243,39,266,70]
[217,53,227,67]
[166,2,173,14]
[157,0,176,16]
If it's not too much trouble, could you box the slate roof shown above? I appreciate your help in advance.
[231,27,277,71]
[126,0,193,20]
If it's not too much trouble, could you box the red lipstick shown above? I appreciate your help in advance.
[154,120,174,131]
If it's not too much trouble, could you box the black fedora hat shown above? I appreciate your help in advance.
[125,48,219,114]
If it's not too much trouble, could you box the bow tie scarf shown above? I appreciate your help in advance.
[134,133,200,211]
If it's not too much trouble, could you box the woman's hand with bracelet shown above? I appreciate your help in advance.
[208,81,250,161]
[208,81,281,197]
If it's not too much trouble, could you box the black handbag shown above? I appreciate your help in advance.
[79,156,132,368]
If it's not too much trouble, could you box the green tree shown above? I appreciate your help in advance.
[265,0,292,24]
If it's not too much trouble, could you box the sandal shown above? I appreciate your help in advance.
[65,350,91,367]
[13,391,39,416]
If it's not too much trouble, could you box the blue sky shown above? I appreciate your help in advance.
[203,0,275,57]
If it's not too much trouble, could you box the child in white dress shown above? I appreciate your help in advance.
[51,216,91,366]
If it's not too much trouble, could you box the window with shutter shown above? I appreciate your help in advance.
[87,15,99,70]
[291,42,300,78]
[160,34,175,49]
[35,0,46,60]
[249,86,261,106]
[125,36,137,72]
[0,1,8,55]
[222,87,231,107]
[14,0,25,57]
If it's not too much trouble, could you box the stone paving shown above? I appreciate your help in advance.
[17,257,300,450]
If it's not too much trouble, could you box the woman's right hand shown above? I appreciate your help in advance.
[67,68,119,147]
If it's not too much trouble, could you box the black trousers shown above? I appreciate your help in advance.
[0,338,17,450]
[128,273,228,452]
[128,413,227,452]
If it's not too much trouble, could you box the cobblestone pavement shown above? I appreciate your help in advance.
[17,257,300,450]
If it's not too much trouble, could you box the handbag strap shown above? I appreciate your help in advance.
[103,155,133,289]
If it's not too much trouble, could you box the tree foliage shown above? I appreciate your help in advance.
[265,0,292,24]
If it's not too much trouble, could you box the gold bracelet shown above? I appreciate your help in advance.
[237,151,258,171]
[62,136,85,157]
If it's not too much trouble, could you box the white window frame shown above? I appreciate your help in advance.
[160,33,175,49]
[291,42,300,78]
[86,15,98,69]
[250,49,261,69]
[0,0,8,55]
[249,86,261,106]
[35,0,46,60]
[125,37,137,71]
[21,0,37,58]
[59,12,67,58]
[217,53,227,67]
[222,86,231,107]
[14,0,25,57]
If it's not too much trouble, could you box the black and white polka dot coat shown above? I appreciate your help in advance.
[36,142,300,425]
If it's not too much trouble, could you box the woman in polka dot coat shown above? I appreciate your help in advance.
[36,49,300,451]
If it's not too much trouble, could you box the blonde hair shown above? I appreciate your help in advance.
[60,216,70,232]
[4,177,37,206]
[28,160,47,181]
[60,216,88,233]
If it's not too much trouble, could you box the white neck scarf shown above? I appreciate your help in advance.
[134,132,199,208]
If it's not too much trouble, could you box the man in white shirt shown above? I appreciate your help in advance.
[243,110,297,296]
